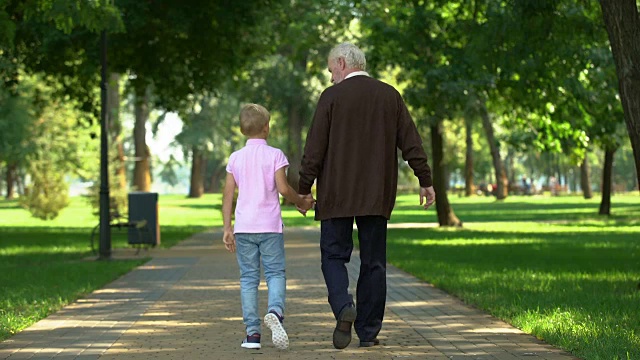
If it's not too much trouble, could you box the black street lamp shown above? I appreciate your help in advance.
[99,29,111,260]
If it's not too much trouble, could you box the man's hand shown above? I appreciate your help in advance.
[223,231,236,252]
[296,193,315,216]
[420,186,436,210]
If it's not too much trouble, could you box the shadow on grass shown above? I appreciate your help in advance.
[388,230,640,273]
[0,225,209,260]
[0,201,20,209]
[391,200,640,223]
[176,203,222,211]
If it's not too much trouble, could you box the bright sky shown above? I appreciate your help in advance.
[146,112,184,163]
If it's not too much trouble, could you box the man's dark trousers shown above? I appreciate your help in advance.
[320,215,387,342]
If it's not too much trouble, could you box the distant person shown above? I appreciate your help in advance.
[298,43,436,349]
[549,176,558,196]
[222,103,314,350]
[521,176,531,195]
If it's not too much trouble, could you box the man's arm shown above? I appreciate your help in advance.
[275,167,314,214]
[222,172,236,252]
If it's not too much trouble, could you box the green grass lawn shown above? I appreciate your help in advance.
[384,194,640,360]
[0,194,221,341]
[1,192,639,359]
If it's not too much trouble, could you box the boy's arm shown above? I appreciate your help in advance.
[275,167,314,213]
[222,172,236,252]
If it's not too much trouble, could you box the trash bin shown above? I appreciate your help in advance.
[128,192,160,246]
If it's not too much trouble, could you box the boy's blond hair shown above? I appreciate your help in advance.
[240,103,270,136]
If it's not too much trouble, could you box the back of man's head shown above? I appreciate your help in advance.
[329,43,366,71]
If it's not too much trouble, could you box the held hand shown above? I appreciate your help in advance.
[420,186,436,210]
[222,231,236,253]
[296,194,315,216]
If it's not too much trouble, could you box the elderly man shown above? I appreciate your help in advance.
[298,42,436,349]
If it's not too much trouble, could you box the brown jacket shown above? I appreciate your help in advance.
[299,75,432,220]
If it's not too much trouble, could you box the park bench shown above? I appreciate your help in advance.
[89,199,155,255]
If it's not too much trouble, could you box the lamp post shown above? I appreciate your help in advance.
[99,29,111,260]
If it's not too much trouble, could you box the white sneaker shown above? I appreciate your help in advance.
[240,333,261,349]
[264,311,289,349]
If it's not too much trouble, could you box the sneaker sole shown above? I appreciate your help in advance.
[241,342,261,349]
[264,313,289,350]
[333,306,357,349]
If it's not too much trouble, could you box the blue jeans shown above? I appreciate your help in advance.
[235,233,286,336]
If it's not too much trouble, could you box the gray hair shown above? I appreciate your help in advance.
[328,43,366,71]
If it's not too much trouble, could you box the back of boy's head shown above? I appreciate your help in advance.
[240,103,270,136]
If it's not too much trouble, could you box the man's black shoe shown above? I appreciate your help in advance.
[332,305,357,349]
[359,338,380,347]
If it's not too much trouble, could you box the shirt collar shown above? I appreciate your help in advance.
[246,139,267,145]
[345,71,370,80]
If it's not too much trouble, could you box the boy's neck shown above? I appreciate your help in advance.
[247,136,267,141]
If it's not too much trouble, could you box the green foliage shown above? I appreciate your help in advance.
[19,163,69,220]
[22,0,123,34]
[84,171,128,217]
[0,83,34,165]
[0,1,15,48]
[174,87,244,191]
[158,154,181,188]
[4,74,99,218]
[1,0,123,119]
[111,0,287,111]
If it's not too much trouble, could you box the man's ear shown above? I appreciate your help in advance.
[338,57,346,69]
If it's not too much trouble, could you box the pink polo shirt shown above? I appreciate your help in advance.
[226,139,289,233]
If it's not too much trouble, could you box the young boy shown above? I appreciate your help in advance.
[222,103,313,350]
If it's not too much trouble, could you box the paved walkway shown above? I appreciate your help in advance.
[0,228,578,359]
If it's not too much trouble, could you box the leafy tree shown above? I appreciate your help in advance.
[598,0,640,192]
[175,89,241,198]
[1,0,122,111]
[106,0,286,191]
[236,0,354,193]
[15,75,99,219]
[1,0,122,202]
[359,0,469,226]
[3,0,285,194]
[575,45,626,214]
[0,81,33,198]
[158,155,181,188]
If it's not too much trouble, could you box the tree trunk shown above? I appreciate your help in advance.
[479,103,508,199]
[286,56,307,198]
[15,168,25,196]
[208,167,225,193]
[188,147,205,198]
[580,152,593,199]
[287,100,303,195]
[133,86,151,192]
[107,73,127,192]
[507,150,515,188]
[464,115,474,196]
[599,0,640,193]
[430,120,462,227]
[5,163,16,199]
[599,147,616,215]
